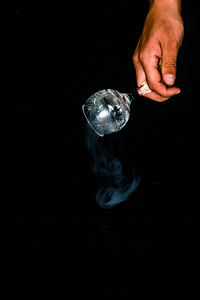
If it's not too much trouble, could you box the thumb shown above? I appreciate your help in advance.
[161,49,177,86]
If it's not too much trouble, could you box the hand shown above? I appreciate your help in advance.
[133,0,184,101]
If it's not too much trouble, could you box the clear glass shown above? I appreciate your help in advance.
[82,89,133,137]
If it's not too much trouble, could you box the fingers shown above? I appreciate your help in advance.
[133,52,178,102]
[133,53,146,88]
[133,54,168,102]
[133,48,181,101]
[142,52,181,97]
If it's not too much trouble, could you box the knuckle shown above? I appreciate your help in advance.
[132,52,138,65]
[161,55,177,70]
[162,61,176,68]
[138,51,146,63]
[146,78,157,90]
[148,82,168,98]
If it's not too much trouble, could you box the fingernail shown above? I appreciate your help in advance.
[176,89,181,94]
[165,74,175,85]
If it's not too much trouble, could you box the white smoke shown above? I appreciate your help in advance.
[85,124,141,209]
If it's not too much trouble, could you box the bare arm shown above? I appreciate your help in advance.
[133,0,184,101]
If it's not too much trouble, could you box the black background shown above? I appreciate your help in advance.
[1,1,199,299]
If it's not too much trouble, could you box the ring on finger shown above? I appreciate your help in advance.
[137,81,152,96]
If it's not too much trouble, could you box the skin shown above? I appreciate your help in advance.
[133,0,184,102]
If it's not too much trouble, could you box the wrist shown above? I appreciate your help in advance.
[150,0,182,14]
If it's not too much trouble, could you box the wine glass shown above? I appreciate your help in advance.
[82,81,151,137]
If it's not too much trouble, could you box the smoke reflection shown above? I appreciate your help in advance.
[85,124,141,209]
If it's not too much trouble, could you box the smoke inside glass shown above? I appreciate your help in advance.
[82,89,132,137]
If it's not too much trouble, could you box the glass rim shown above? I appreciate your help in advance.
[82,104,104,137]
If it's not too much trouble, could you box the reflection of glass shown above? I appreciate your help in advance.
[82,81,152,137]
